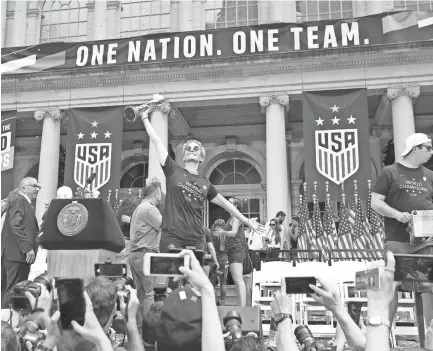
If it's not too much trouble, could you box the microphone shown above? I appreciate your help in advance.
[86,173,97,185]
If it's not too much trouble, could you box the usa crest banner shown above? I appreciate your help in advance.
[64,107,123,197]
[303,89,370,201]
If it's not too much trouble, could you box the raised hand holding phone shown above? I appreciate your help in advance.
[174,249,212,291]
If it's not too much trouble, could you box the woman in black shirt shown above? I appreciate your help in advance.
[215,198,247,306]
[116,195,139,263]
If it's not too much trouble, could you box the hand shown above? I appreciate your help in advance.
[39,311,62,346]
[121,215,131,224]
[174,249,212,291]
[395,212,412,223]
[71,292,108,345]
[25,250,35,264]
[213,229,223,238]
[248,218,265,234]
[118,287,139,324]
[367,251,401,321]
[24,285,51,311]
[213,261,220,270]
[309,276,344,315]
[271,277,292,315]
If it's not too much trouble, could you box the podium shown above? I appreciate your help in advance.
[39,199,125,279]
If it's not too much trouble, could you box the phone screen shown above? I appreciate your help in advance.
[98,263,125,278]
[56,278,85,329]
[150,256,184,275]
[394,254,433,282]
[285,277,316,294]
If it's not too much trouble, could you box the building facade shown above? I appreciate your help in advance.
[2,0,433,227]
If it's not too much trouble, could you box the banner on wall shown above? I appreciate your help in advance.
[302,89,370,201]
[1,117,16,172]
[1,11,432,75]
[63,107,123,198]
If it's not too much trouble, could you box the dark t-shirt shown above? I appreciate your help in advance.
[225,217,246,254]
[162,156,218,242]
[373,163,433,242]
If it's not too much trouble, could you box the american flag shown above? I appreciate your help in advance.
[352,194,373,260]
[306,218,320,259]
[312,194,329,261]
[297,191,310,259]
[367,187,385,259]
[323,195,338,259]
[337,200,353,259]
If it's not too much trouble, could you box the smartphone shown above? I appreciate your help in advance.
[393,254,433,282]
[143,253,190,277]
[169,248,205,266]
[56,278,85,329]
[355,268,381,291]
[94,263,127,278]
[285,277,316,294]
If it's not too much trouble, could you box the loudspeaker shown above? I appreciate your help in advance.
[217,306,262,338]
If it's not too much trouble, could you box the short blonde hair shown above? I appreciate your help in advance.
[182,140,206,163]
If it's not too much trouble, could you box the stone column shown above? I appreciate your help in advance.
[259,94,292,224]
[93,0,107,40]
[147,101,171,193]
[179,0,193,31]
[290,180,303,216]
[26,8,41,45]
[387,85,420,162]
[13,0,27,46]
[34,108,65,222]
[107,1,121,39]
[1,0,7,47]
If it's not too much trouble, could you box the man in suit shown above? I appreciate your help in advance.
[1,177,41,308]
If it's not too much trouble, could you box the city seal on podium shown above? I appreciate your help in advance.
[57,202,89,236]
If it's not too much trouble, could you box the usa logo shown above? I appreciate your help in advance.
[315,129,359,185]
[74,143,111,191]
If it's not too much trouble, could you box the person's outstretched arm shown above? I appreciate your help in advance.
[175,250,225,351]
[141,110,168,166]
[272,278,298,351]
[211,194,264,234]
[365,251,400,351]
[309,276,366,349]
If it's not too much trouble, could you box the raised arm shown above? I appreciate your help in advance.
[141,110,168,166]
[219,217,240,238]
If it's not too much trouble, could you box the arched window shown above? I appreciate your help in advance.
[205,0,258,29]
[120,0,171,38]
[209,159,262,185]
[40,0,88,43]
[120,162,149,188]
[296,0,353,22]
[392,0,433,11]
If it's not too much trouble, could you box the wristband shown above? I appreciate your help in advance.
[33,307,45,313]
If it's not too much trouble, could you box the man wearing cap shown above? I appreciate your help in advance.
[372,133,433,332]
[372,133,433,252]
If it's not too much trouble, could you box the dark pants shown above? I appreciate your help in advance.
[129,251,156,336]
[1,260,30,308]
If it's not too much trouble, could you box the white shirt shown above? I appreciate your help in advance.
[19,191,32,204]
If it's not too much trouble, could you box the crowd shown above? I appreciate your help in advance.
[1,102,433,351]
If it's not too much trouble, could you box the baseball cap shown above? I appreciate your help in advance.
[400,133,432,157]
[156,286,202,351]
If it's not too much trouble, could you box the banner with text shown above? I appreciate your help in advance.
[64,107,123,198]
[302,89,370,201]
[1,11,432,75]
[1,117,16,172]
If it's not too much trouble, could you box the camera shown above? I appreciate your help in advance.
[294,325,324,351]
[223,310,243,351]
[154,276,169,302]
[10,273,52,312]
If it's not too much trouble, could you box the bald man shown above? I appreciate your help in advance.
[1,177,41,308]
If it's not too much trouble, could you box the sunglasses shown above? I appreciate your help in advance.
[185,145,200,152]
[26,184,41,190]
[270,223,276,226]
